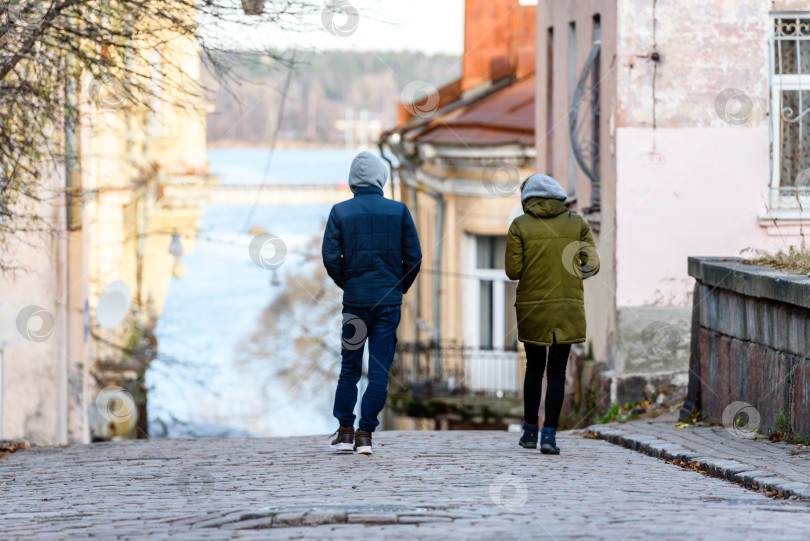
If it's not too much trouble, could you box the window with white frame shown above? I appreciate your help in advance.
[771,14,810,210]
[465,235,518,351]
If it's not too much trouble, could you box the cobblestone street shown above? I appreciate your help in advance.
[2,431,810,540]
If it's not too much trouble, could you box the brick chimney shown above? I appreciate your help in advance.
[509,4,536,80]
[461,0,536,91]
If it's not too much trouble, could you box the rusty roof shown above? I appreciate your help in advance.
[408,75,535,147]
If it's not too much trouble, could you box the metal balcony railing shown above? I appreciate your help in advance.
[391,342,522,398]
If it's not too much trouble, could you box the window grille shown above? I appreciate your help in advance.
[770,15,810,210]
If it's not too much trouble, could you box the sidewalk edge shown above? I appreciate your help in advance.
[586,425,810,501]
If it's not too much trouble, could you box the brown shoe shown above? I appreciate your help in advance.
[330,426,354,452]
[354,430,372,455]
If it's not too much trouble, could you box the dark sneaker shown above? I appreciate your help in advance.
[330,426,354,452]
[518,421,539,449]
[540,427,560,455]
[354,430,372,455]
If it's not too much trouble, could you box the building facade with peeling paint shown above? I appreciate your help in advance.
[0,12,213,445]
[537,0,810,404]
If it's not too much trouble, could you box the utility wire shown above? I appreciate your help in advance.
[102,227,511,281]
[239,48,298,233]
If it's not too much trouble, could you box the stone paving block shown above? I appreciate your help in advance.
[623,434,658,444]
[737,471,776,485]
[192,511,246,529]
[698,329,716,418]
[684,455,714,464]
[728,337,746,403]
[643,440,672,458]
[752,475,784,487]
[268,510,307,526]
[701,459,751,477]
[715,334,733,411]
[219,516,274,530]
[774,482,810,493]
[398,515,453,523]
[302,508,348,526]
[746,345,791,433]
[346,513,399,524]
[668,448,698,460]
[170,512,227,527]
[791,361,810,438]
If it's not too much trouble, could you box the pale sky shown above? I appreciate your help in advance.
[301,0,466,55]
[303,0,537,54]
[204,0,466,56]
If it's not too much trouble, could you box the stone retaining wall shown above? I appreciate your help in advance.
[683,257,810,437]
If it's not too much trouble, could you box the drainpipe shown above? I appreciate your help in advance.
[431,197,444,377]
[379,141,421,351]
[62,74,79,445]
[380,137,444,379]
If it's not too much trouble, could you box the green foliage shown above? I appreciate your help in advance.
[599,403,620,424]
[776,412,789,433]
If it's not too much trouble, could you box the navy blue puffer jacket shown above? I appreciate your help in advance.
[322,185,422,307]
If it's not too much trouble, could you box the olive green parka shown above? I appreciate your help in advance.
[505,197,600,346]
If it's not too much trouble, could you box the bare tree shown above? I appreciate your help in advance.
[0,0,331,271]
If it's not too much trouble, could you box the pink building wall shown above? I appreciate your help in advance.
[536,0,810,400]
[0,178,82,445]
[615,126,784,308]
[615,0,809,309]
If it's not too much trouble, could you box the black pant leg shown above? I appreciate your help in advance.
[522,343,547,425]
[543,343,571,429]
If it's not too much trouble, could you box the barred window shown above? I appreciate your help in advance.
[771,15,810,210]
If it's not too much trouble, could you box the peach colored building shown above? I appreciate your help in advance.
[0,15,211,444]
[381,0,537,399]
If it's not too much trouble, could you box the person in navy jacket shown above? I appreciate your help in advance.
[322,151,422,455]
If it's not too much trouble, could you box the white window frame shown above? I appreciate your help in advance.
[769,12,810,211]
[461,234,520,395]
[462,234,516,350]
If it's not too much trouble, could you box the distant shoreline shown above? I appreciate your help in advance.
[207,139,372,151]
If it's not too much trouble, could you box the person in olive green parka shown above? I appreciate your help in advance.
[505,173,599,455]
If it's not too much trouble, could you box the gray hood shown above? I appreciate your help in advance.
[520,174,567,204]
[349,151,388,192]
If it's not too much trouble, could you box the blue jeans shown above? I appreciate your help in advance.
[333,304,401,432]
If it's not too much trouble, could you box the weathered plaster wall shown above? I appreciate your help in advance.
[616,0,770,130]
[0,180,70,445]
[609,1,810,395]
[613,124,808,391]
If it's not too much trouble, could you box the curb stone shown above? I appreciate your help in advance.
[586,425,810,501]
